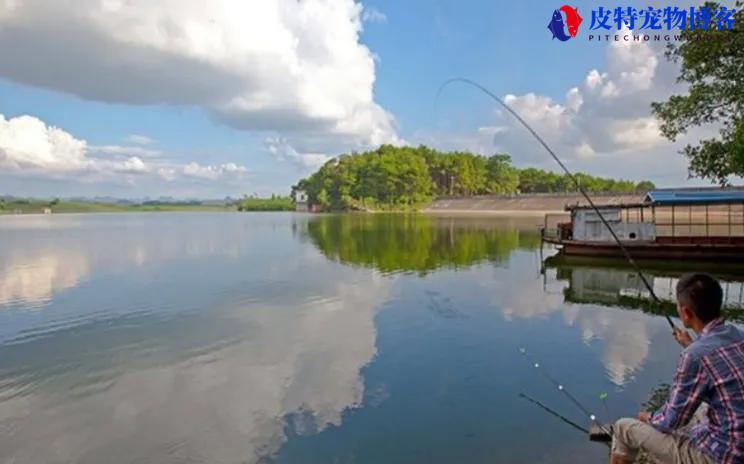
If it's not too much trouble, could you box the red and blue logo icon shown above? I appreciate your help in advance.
[548,5,583,41]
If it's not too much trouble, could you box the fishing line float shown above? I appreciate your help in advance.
[519,347,612,436]
[436,77,676,330]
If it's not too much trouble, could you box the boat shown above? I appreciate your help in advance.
[541,189,744,262]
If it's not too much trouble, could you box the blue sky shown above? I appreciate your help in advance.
[0,0,729,198]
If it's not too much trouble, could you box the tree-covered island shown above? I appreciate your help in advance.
[293,145,655,211]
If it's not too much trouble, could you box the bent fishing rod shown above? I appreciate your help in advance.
[518,392,589,435]
[436,77,676,330]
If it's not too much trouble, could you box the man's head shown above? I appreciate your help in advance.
[675,273,723,328]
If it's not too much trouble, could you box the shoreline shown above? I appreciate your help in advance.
[421,209,566,217]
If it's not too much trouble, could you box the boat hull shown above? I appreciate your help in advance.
[543,236,744,262]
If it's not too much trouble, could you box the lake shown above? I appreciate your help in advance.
[0,213,742,463]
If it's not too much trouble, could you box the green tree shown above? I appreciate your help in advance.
[518,168,556,192]
[651,2,744,183]
[485,154,519,193]
[293,145,649,211]
[635,180,656,192]
[237,195,294,211]
[317,189,330,209]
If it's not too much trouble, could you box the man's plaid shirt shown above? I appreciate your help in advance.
[650,318,744,463]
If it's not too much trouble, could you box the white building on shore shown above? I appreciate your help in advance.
[295,190,308,212]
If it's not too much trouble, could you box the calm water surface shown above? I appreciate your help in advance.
[1,213,742,463]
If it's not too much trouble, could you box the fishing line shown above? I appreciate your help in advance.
[435,77,676,330]
[519,347,612,436]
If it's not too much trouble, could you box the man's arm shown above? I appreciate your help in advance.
[649,351,708,432]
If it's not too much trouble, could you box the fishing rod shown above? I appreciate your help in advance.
[519,392,589,435]
[520,393,613,447]
[436,77,676,330]
[519,347,612,437]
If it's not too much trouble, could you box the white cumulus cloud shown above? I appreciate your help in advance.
[362,6,387,23]
[126,134,153,146]
[0,0,401,154]
[0,114,87,172]
[0,113,248,188]
[117,156,148,174]
[265,137,331,171]
[182,162,248,180]
[90,145,162,159]
[610,117,663,149]
[431,36,716,184]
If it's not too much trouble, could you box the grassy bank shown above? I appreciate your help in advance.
[237,196,294,211]
[0,199,236,214]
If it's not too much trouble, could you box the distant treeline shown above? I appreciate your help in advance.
[237,195,294,211]
[0,197,235,214]
[0,196,293,214]
[293,145,655,211]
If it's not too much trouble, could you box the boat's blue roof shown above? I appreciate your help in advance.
[644,190,744,205]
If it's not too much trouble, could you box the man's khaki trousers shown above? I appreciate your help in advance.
[612,418,715,464]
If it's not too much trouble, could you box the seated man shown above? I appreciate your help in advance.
[611,273,744,464]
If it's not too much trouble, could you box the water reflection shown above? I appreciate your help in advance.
[0,252,89,308]
[302,214,541,274]
[301,215,725,387]
[302,215,675,387]
[0,213,389,463]
[545,256,744,317]
[3,213,740,463]
[542,257,744,384]
[0,214,265,308]
[458,260,658,386]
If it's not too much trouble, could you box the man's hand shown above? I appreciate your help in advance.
[637,411,651,423]
[673,328,693,348]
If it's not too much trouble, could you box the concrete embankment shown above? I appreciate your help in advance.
[423,193,644,216]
